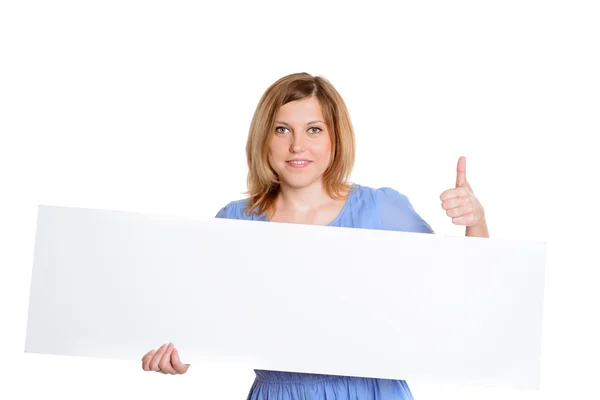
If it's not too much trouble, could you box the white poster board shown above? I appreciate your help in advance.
[25,205,546,389]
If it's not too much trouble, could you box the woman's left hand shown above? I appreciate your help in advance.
[439,156,485,227]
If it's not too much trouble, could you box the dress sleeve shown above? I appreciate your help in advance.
[215,203,233,219]
[377,187,433,233]
[215,201,248,220]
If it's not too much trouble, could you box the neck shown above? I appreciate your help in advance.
[276,180,331,212]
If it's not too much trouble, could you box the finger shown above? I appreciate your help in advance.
[171,348,190,374]
[440,187,469,202]
[149,343,168,372]
[456,156,467,187]
[441,196,467,210]
[452,214,477,226]
[158,343,178,375]
[446,204,473,218]
[142,349,156,371]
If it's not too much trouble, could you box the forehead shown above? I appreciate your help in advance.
[275,97,324,123]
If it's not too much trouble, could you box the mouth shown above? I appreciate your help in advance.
[286,160,312,168]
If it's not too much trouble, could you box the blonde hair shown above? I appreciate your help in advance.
[244,72,356,218]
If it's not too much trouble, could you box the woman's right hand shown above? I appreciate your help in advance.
[142,342,190,375]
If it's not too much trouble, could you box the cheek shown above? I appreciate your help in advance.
[308,139,332,160]
[267,139,282,157]
[268,139,290,167]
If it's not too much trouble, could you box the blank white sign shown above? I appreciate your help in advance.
[25,205,546,389]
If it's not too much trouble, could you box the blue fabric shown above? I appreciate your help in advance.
[215,184,433,399]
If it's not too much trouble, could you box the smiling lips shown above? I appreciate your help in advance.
[286,159,312,168]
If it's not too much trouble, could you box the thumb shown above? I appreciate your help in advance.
[171,348,191,373]
[456,156,467,187]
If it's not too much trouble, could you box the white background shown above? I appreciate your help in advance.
[0,1,598,399]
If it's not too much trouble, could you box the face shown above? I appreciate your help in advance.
[268,97,332,190]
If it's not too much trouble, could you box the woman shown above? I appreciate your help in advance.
[141,72,489,399]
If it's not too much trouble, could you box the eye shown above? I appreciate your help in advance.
[308,127,322,134]
[275,126,289,134]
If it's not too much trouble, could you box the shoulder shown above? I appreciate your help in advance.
[350,184,410,206]
[374,186,412,206]
[351,184,433,233]
[215,198,252,220]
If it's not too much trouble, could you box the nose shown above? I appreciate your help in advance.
[289,132,307,153]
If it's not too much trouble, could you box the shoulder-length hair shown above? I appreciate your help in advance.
[244,72,356,218]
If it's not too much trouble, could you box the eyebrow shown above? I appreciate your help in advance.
[275,120,325,126]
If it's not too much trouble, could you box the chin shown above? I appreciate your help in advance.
[280,175,321,189]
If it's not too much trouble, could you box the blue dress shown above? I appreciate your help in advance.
[216,184,433,400]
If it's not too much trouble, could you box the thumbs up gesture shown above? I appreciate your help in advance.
[440,156,485,227]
